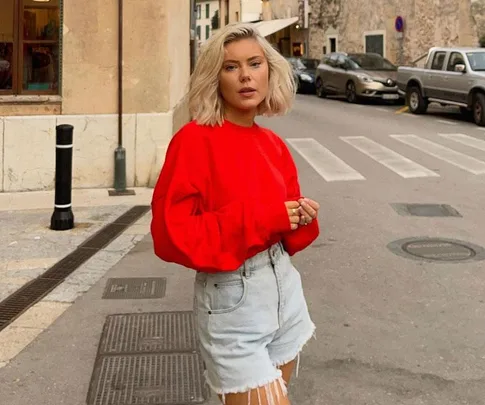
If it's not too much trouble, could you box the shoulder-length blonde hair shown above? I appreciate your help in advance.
[188,22,296,126]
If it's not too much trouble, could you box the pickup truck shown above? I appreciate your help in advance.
[397,47,485,126]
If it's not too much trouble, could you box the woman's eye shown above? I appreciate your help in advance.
[251,62,261,68]
[225,65,237,71]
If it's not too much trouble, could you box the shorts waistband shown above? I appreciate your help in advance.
[236,242,284,274]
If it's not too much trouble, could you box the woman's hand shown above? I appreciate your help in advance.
[298,198,320,225]
[285,201,302,230]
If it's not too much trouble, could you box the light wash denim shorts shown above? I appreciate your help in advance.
[193,242,316,400]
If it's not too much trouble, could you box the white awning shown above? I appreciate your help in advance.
[252,17,299,37]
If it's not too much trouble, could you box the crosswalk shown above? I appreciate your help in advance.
[286,133,485,182]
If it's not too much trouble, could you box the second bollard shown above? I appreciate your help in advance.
[50,124,75,231]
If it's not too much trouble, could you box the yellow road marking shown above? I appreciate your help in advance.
[395,106,409,114]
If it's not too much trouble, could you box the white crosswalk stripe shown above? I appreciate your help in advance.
[390,134,485,174]
[341,136,439,178]
[286,133,485,182]
[286,138,365,182]
[438,133,485,152]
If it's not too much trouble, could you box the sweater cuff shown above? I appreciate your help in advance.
[264,200,293,234]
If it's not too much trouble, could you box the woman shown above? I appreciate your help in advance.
[151,22,320,405]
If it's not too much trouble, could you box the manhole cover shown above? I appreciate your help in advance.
[102,277,167,300]
[98,311,197,354]
[87,353,208,405]
[390,203,461,217]
[387,237,485,263]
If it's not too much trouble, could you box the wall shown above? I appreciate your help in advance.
[308,0,482,64]
[196,0,220,44]
[0,0,191,192]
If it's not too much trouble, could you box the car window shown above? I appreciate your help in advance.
[446,52,465,71]
[466,52,485,71]
[431,51,446,70]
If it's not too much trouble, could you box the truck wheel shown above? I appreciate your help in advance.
[316,78,326,98]
[473,93,485,126]
[406,86,428,114]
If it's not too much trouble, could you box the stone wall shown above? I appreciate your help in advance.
[308,0,484,64]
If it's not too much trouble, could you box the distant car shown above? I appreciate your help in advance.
[315,52,401,103]
[286,57,319,93]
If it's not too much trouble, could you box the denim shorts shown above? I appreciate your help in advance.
[193,242,316,399]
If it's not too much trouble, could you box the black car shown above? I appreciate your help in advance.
[287,57,319,93]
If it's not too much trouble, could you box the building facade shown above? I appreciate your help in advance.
[196,0,220,46]
[307,0,484,65]
[0,0,190,192]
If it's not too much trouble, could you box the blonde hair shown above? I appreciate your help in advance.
[188,22,296,126]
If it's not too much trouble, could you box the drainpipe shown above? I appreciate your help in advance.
[111,0,134,196]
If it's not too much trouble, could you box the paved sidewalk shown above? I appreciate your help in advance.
[0,188,154,369]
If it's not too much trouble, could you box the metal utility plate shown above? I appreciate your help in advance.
[387,237,485,263]
[390,203,462,217]
[88,353,208,405]
[102,277,167,300]
[98,311,198,355]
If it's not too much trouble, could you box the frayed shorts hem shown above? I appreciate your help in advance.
[204,371,285,396]
[271,322,317,368]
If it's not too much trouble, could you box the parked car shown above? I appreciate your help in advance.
[315,52,400,103]
[286,57,319,93]
[397,46,485,126]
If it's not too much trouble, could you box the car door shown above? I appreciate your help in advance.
[441,51,469,104]
[424,50,447,98]
[333,54,350,94]
[320,54,338,94]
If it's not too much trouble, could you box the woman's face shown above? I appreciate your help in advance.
[219,38,269,115]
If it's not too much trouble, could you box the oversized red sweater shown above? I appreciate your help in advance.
[150,119,319,273]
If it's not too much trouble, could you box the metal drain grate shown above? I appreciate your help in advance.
[41,248,97,280]
[102,277,167,300]
[0,205,150,332]
[87,353,208,405]
[99,311,197,355]
[0,278,60,321]
[114,205,151,225]
[81,223,128,250]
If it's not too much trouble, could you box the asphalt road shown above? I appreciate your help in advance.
[259,95,485,404]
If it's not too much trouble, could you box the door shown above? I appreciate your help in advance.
[424,50,447,98]
[334,54,350,94]
[321,54,339,93]
[441,52,469,104]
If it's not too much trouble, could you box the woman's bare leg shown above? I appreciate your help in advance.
[217,378,290,405]
[278,359,296,386]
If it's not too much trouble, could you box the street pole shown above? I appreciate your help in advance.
[110,0,135,196]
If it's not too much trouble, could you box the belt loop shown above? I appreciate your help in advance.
[242,262,251,279]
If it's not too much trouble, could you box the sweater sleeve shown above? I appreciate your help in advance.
[278,137,320,256]
[150,127,292,273]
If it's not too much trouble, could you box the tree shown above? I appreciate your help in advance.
[211,10,219,30]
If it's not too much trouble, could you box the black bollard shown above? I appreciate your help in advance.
[50,124,75,231]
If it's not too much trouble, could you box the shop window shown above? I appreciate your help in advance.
[0,0,61,96]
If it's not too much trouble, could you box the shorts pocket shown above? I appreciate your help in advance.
[206,276,248,315]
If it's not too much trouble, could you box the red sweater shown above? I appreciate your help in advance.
[151,119,319,273]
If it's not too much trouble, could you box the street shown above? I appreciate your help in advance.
[0,96,484,405]
[260,95,485,404]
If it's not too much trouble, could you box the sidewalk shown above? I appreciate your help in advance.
[0,187,219,404]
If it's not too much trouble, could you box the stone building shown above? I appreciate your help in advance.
[306,0,484,65]
[0,0,190,192]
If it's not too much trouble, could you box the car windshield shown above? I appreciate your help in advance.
[466,52,485,71]
[348,54,397,71]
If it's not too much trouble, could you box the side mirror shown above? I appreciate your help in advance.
[454,64,466,73]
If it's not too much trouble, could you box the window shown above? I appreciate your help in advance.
[196,4,201,19]
[205,25,210,40]
[431,51,446,70]
[196,25,201,40]
[329,38,336,53]
[206,4,210,19]
[365,34,384,56]
[0,0,61,95]
[447,52,465,71]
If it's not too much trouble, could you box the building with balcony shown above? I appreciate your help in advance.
[0,0,191,193]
